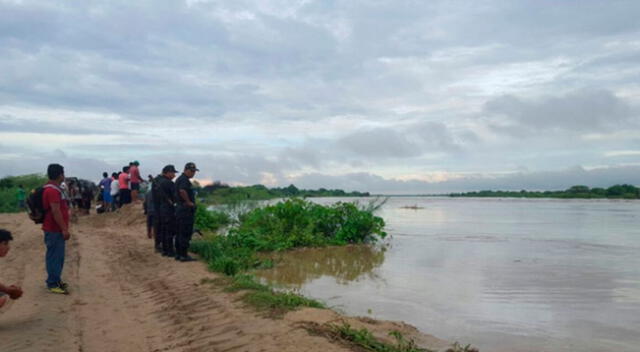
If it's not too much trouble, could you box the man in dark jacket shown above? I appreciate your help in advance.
[174,162,199,262]
[153,165,177,257]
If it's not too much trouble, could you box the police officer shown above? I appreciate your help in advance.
[155,165,177,257]
[175,162,198,262]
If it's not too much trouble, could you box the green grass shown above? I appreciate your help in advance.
[327,322,433,352]
[225,274,270,292]
[243,289,325,312]
[201,273,324,317]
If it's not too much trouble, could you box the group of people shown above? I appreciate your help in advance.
[97,160,144,212]
[0,161,201,299]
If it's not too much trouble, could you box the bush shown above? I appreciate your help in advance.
[190,198,387,276]
[194,204,231,232]
[231,198,387,251]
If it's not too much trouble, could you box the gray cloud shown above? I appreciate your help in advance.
[484,89,637,135]
[336,121,469,159]
[2,1,640,191]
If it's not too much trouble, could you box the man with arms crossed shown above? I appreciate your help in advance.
[175,162,199,262]
[0,229,23,308]
[42,163,71,294]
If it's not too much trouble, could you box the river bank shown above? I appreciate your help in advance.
[0,205,449,352]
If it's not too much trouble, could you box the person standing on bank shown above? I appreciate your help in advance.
[42,164,71,294]
[118,166,131,207]
[98,172,112,212]
[175,162,199,262]
[155,165,177,257]
[129,161,142,203]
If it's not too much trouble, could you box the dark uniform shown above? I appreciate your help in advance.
[150,175,164,252]
[175,170,196,260]
[154,173,177,256]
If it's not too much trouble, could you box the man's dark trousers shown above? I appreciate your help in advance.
[175,213,194,258]
[158,212,176,255]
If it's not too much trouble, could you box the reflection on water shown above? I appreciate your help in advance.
[256,245,387,289]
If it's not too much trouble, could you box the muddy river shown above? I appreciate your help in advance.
[255,197,640,352]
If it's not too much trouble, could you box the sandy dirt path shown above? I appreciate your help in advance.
[0,207,448,352]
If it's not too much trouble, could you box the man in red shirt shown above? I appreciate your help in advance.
[42,163,71,294]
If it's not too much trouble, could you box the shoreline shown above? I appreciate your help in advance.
[0,206,452,352]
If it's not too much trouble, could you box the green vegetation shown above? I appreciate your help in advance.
[0,174,48,213]
[327,322,432,352]
[202,274,324,317]
[200,182,370,205]
[450,184,640,199]
[194,203,231,233]
[192,198,387,314]
[191,198,387,275]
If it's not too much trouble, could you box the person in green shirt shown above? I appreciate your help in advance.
[16,185,25,209]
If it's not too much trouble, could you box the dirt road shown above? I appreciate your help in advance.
[0,207,447,352]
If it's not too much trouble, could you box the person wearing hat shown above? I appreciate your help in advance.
[154,165,178,257]
[174,162,199,262]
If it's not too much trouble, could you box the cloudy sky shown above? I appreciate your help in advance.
[1,0,639,193]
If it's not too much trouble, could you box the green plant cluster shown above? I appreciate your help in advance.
[0,174,48,213]
[203,274,324,317]
[330,322,432,352]
[192,198,387,315]
[191,199,387,276]
[233,198,387,251]
[194,203,231,232]
[450,184,640,199]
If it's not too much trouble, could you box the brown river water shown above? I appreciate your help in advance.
[254,197,640,352]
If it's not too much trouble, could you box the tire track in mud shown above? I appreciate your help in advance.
[100,232,253,352]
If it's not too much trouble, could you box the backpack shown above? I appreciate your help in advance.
[26,184,62,224]
[26,187,46,224]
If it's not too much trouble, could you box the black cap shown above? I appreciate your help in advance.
[162,164,178,173]
[184,162,199,172]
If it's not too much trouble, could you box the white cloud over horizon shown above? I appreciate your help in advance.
[1,0,639,192]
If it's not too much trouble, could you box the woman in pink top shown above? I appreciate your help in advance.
[118,166,131,206]
[129,161,142,203]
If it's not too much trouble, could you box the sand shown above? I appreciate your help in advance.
[0,206,449,352]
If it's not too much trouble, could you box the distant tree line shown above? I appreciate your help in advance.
[450,184,640,199]
[200,182,370,204]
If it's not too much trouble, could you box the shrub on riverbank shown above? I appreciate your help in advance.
[194,204,231,233]
[191,198,387,275]
[192,198,387,313]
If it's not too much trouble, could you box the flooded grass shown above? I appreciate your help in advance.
[202,274,324,318]
[308,322,434,352]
